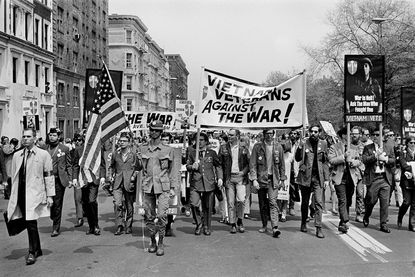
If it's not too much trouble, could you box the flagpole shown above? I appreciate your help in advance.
[301,69,307,138]
[194,66,205,163]
[100,58,135,140]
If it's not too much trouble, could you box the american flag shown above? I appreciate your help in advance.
[79,63,128,185]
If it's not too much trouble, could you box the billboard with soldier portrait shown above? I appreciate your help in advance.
[344,55,385,122]
[401,87,415,139]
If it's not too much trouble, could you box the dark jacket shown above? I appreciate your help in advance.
[250,142,286,188]
[218,142,250,186]
[399,148,414,190]
[47,143,72,187]
[109,148,142,192]
[295,139,329,187]
[362,142,395,186]
[186,147,223,192]
[72,144,106,185]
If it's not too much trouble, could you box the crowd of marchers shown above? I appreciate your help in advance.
[0,121,414,265]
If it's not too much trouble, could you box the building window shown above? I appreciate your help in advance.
[44,67,49,84]
[126,98,132,111]
[43,24,48,49]
[25,12,30,40]
[12,6,17,36]
[34,19,39,45]
[73,51,78,71]
[12,57,18,83]
[126,76,132,90]
[24,61,30,85]
[58,120,65,134]
[35,64,40,87]
[126,53,132,68]
[57,44,64,64]
[126,30,132,43]
[74,120,79,134]
[57,82,64,105]
[57,7,64,33]
[73,85,79,106]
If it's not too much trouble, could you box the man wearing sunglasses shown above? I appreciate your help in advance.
[250,129,286,238]
[295,125,330,238]
[362,129,395,233]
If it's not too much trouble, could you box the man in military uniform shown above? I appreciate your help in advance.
[139,120,175,256]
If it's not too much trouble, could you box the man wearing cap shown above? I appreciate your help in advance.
[139,120,176,256]
[47,128,72,237]
[362,129,395,233]
[108,132,142,236]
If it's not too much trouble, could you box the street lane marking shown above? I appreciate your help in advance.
[323,215,392,263]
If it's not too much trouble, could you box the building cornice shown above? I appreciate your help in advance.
[0,31,54,60]
[109,14,148,33]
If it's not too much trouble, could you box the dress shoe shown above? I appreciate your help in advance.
[244,214,250,219]
[289,208,296,216]
[363,216,369,227]
[194,224,202,236]
[74,218,84,227]
[86,228,95,235]
[316,227,325,238]
[397,219,402,229]
[237,224,245,233]
[380,225,391,233]
[148,236,157,253]
[25,252,36,265]
[230,225,237,234]
[125,227,132,235]
[34,250,43,258]
[300,223,308,233]
[51,230,60,237]
[156,242,164,256]
[272,227,281,238]
[280,216,287,222]
[338,224,348,234]
[203,227,211,236]
[165,228,172,237]
[355,215,363,223]
[258,227,267,233]
[114,226,124,236]
[94,226,101,236]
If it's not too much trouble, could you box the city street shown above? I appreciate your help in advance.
[0,188,413,277]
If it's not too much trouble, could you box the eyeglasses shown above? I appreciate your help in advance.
[373,133,380,136]
[409,142,415,145]
[310,130,319,134]
[363,133,370,136]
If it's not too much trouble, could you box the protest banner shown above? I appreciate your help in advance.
[320,121,337,138]
[197,68,307,129]
[344,55,385,123]
[401,87,415,141]
[124,111,177,132]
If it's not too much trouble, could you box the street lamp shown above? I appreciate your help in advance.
[372,17,389,53]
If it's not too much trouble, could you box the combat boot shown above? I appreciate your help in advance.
[156,237,164,256]
[148,236,157,253]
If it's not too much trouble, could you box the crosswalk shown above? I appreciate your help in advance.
[323,214,392,262]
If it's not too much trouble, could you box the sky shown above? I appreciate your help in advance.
[109,0,339,102]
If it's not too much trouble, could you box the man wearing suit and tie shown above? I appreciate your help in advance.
[7,128,55,265]
[47,128,72,237]
[108,132,142,235]
[362,129,395,233]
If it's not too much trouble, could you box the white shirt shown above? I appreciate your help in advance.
[231,144,239,173]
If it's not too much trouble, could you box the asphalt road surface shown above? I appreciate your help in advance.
[0,187,414,277]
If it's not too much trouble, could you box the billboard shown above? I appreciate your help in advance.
[401,87,415,139]
[344,55,384,123]
[83,68,123,127]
